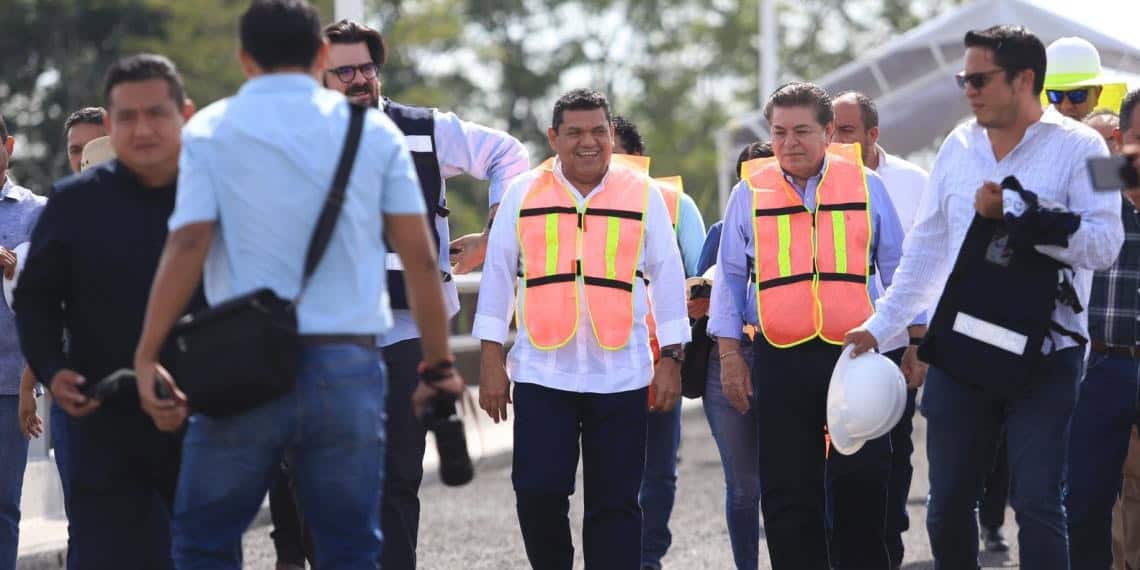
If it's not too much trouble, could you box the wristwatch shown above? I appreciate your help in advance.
[660,345,685,364]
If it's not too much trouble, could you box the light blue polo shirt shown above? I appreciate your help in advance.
[170,74,426,334]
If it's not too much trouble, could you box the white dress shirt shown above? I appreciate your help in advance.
[473,159,691,394]
[379,106,531,347]
[874,149,931,353]
[864,107,1124,352]
[875,148,930,235]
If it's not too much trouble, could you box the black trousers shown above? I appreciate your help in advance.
[881,348,918,567]
[66,408,182,570]
[512,382,649,570]
[754,339,892,570]
[268,339,427,569]
[379,338,429,569]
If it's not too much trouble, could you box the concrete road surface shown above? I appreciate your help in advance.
[241,405,1022,569]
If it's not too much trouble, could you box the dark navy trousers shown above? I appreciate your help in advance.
[512,382,649,570]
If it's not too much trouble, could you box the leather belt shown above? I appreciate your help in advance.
[300,334,376,348]
[1091,341,1140,358]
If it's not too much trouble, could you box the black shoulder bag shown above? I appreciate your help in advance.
[171,104,367,418]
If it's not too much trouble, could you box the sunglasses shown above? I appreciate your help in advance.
[1046,89,1091,105]
[955,69,1006,90]
[327,63,379,83]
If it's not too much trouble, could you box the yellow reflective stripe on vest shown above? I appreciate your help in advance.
[545,213,560,276]
[831,210,847,274]
[605,217,620,280]
[776,214,792,277]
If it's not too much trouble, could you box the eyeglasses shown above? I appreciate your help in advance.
[1046,89,1091,105]
[955,69,1006,90]
[326,63,379,83]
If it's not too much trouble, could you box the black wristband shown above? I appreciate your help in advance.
[418,359,456,383]
[909,336,924,346]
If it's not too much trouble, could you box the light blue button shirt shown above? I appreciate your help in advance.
[708,158,921,340]
[675,192,706,278]
[170,74,426,334]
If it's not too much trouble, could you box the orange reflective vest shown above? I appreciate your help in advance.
[655,176,683,231]
[517,160,651,350]
[647,176,684,362]
[742,143,873,348]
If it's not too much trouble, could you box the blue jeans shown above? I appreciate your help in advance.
[703,341,760,570]
[172,344,387,570]
[640,396,682,569]
[924,347,1082,570]
[0,396,28,570]
[1066,352,1140,569]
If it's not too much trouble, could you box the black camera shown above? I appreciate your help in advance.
[1089,154,1140,191]
[422,392,474,487]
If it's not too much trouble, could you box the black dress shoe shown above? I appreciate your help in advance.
[981,525,1009,552]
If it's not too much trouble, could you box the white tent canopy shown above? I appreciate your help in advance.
[717,0,1140,209]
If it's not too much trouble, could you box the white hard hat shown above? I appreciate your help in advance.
[827,344,906,456]
[2,242,30,311]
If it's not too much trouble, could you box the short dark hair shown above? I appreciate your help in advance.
[763,82,833,127]
[240,0,323,71]
[103,54,185,107]
[63,107,106,135]
[611,115,645,155]
[1122,90,1140,134]
[323,19,387,66]
[735,141,774,181]
[0,115,8,140]
[552,88,611,132]
[835,91,879,130]
[963,25,1047,95]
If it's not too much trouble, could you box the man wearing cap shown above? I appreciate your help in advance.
[1066,89,1140,569]
[320,19,529,569]
[0,113,46,570]
[611,114,706,570]
[1044,36,1129,121]
[475,88,689,570]
[709,81,907,569]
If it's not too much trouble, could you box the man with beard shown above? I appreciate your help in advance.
[319,18,529,570]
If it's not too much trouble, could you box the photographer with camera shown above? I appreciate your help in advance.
[130,1,457,567]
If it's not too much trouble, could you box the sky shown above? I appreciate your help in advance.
[1030,0,1140,50]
